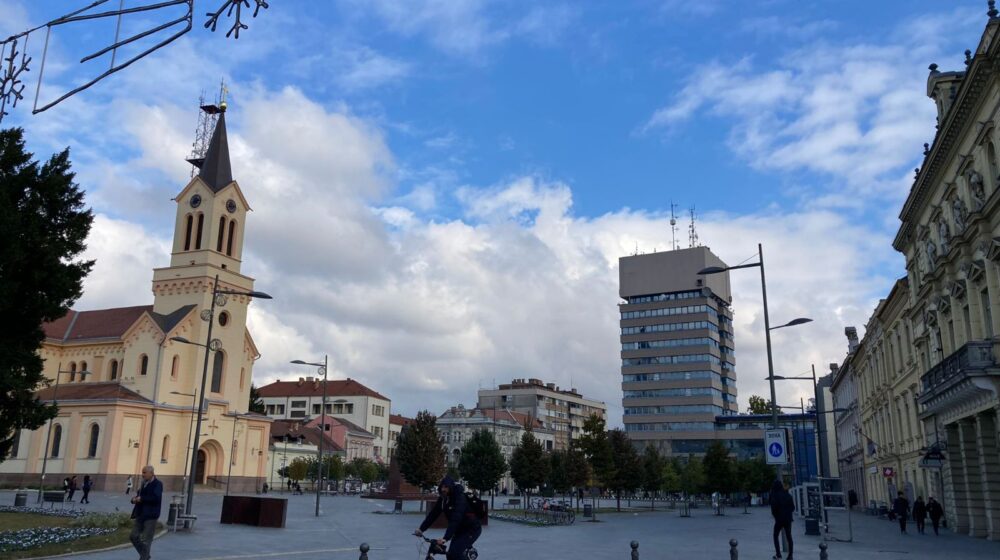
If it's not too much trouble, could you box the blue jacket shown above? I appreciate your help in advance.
[131,477,163,521]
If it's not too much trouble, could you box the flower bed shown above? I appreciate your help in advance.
[488,513,558,527]
[0,506,84,518]
[0,527,115,553]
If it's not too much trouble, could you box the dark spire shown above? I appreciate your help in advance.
[198,109,233,192]
[990,1,998,19]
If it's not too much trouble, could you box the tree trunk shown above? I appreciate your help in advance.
[616,492,621,512]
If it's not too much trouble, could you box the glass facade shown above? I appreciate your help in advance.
[624,404,724,415]
[621,320,718,335]
[622,337,718,350]
[622,370,717,382]
[623,387,722,399]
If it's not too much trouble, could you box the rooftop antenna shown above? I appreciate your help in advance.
[670,201,679,250]
[633,241,640,256]
[186,79,228,176]
[688,206,700,248]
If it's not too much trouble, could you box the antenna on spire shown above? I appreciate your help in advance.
[186,80,228,174]
[688,207,700,248]
[670,201,679,250]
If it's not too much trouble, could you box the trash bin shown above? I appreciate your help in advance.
[804,518,820,535]
[14,491,27,507]
[583,504,593,518]
[168,502,181,526]
[394,499,403,513]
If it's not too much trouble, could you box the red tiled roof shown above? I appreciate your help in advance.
[269,419,344,452]
[35,381,151,403]
[389,414,413,426]
[257,378,389,401]
[475,408,545,430]
[42,305,196,343]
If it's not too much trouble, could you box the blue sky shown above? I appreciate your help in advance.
[2,1,991,419]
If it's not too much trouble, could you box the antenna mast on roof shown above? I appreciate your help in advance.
[688,206,700,248]
[670,201,679,250]
[186,80,227,176]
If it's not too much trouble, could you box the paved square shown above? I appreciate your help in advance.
[5,490,999,559]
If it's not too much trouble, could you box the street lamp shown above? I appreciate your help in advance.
[171,390,198,491]
[173,275,271,517]
[698,244,812,450]
[291,356,328,517]
[37,369,91,503]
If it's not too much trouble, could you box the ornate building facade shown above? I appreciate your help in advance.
[0,108,272,492]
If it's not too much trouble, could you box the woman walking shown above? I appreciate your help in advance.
[81,475,92,504]
[125,475,133,496]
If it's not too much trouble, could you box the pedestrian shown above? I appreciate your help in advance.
[68,475,78,501]
[125,475,133,496]
[129,465,162,560]
[928,497,944,535]
[63,477,70,499]
[913,496,927,534]
[770,480,795,560]
[414,475,482,560]
[81,475,92,504]
[262,482,269,494]
[893,491,910,534]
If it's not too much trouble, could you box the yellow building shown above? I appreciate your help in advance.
[0,107,272,492]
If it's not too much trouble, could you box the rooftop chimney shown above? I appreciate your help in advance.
[845,327,859,352]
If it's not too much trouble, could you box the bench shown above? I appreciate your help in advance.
[172,513,198,532]
[42,491,66,509]
[506,498,521,506]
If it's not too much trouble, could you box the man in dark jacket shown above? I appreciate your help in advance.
[415,476,481,560]
[130,466,162,560]
[893,491,910,534]
[912,496,927,534]
[927,497,944,535]
[770,480,795,560]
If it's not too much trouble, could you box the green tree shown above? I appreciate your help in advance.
[509,430,549,505]
[324,454,345,482]
[747,457,777,494]
[395,410,446,490]
[679,455,705,498]
[660,458,681,495]
[288,457,310,482]
[0,128,94,462]
[248,384,266,414]
[702,441,735,495]
[564,448,590,509]
[748,395,781,415]
[641,445,665,510]
[608,429,642,511]
[459,429,507,496]
[548,450,571,497]
[576,414,614,489]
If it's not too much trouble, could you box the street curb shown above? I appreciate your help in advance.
[26,527,167,559]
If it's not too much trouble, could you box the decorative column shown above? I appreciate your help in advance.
[959,418,987,537]
[946,422,970,533]
[976,411,1000,540]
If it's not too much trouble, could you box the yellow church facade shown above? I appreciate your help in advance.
[0,108,273,492]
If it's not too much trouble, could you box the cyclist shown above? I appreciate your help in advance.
[414,475,482,560]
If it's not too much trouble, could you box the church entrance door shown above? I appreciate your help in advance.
[196,449,207,484]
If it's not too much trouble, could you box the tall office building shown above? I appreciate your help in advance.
[620,247,738,455]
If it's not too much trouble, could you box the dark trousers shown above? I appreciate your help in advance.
[915,518,925,534]
[931,518,941,535]
[130,518,156,560]
[81,489,90,504]
[772,521,792,557]
[67,489,76,501]
[898,515,908,533]
[446,525,482,560]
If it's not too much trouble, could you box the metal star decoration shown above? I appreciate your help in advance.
[0,38,30,121]
[205,0,270,39]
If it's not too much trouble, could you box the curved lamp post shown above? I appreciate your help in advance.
[172,275,271,516]
[291,356,328,517]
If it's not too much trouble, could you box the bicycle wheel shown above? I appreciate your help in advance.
[567,510,576,524]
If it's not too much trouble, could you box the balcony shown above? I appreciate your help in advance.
[919,341,1000,414]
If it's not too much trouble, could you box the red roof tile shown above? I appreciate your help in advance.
[269,419,344,452]
[42,305,196,343]
[389,414,413,426]
[35,381,151,403]
[257,378,389,401]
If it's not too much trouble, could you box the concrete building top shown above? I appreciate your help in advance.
[619,247,732,303]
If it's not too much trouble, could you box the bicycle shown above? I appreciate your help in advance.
[414,533,478,560]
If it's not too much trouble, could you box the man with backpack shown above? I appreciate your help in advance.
[415,475,483,560]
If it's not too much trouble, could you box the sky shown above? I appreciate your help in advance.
[1,0,991,423]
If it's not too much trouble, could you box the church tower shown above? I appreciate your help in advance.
[151,100,259,413]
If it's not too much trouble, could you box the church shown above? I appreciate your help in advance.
[0,103,273,492]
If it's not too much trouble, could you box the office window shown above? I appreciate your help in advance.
[291,400,306,408]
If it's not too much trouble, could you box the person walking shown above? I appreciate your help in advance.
[129,466,162,560]
[927,497,944,535]
[67,476,78,502]
[415,475,482,560]
[125,475,133,496]
[63,477,70,499]
[893,491,910,534]
[81,475,92,504]
[770,480,795,560]
[913,496,927,535]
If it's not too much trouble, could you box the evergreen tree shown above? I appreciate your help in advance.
[459,429,507,495]
[702,441,735,494]
[608,429,642,511]
[248,384,266,414]
[0,128,94,462]
[576,414,614,489]
[509,430,549,505]
[641,445,665,510]
[395,410,446,491]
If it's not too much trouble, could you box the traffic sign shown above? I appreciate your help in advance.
[765,429,788,465]
[882,467,895,477]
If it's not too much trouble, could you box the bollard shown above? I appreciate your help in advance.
[630,540,639,560]
[359,543,369,560]
[729,539,738,560]
[819,542,828,560]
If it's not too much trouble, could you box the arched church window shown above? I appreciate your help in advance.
[184,214,193,251]
[211,351,225,393]
[69,362,77,382]
[109,359,118,380]
[161,435,170,463]
[79,361,87,381]
[171,355,179,379]
[226,220,237,256]
[87,424,100,458]
[195,213,205,250]
[140,354,149,376]
[51,424,62,458]
[217,216,227,252]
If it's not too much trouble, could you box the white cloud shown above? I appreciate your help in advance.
[334,46,412,91]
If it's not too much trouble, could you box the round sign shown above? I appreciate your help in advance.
[769,442,784,457]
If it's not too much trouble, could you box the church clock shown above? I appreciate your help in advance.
[189,194,202,208]
[226,199,237,213]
